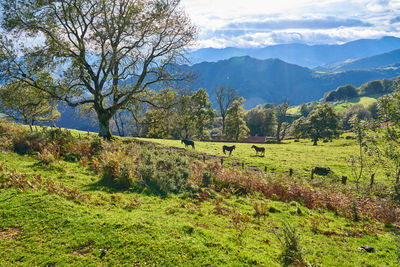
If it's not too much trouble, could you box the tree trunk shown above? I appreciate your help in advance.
[113,113,122,137]
[313,139,318,146]
[119,112,125,137]
[276,123,281,143]
[98,111,113,139]
[221,115,226,138]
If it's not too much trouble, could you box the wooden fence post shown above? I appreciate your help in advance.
[370,174,375,187]
[341,176,347,185]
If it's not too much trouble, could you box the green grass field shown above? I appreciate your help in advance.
[287,94,382,116]
[139,136,391,184]
[333,95,381,113]
[1,150,398,266]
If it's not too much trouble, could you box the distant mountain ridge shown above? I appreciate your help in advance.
[315,48,400,71]
[188,36,400,68]
[179,56,400,108]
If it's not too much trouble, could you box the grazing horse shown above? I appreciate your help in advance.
[223,145,236,156]
[181,139,195,149]
[251,145,265,156]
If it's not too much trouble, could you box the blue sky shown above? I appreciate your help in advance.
[181,0,400,48]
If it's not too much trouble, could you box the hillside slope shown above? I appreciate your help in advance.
[317,49,400,71]
[180,56,400,108]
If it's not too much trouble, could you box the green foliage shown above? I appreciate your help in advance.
[275,222,305,267]
[376,91,400,185]
[99,150,136,189]
[142,89,179,139]
[342,104,372,130]
[143,88,215,140]
[245,108,276,136]
[190,88,216,140]
[275,101,290,143]
[324,84,358,102]
[359,78,398,96]
[0,0,196,138]
[225,98,249,141]
[135,149,191,194]
[293,104,340,145]
[214,85,239,137]
[0,121,399,266]
[0,81,60,131]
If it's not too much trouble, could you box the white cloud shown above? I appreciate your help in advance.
[180,0,400,48]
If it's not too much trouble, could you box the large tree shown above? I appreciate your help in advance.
[293,104,340,145]
[245,108,275,136]
[225,98,249,141]
[274,101,289,143]
[214,85,239,137]
[0,0,196,138]
[191,88,215,140]
[0,81,60,131]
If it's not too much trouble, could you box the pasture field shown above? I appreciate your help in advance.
[1,119,398,266]
[139,136,391,184]
[0,149,398,266]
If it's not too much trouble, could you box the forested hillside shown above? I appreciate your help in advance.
[179,56,400,108]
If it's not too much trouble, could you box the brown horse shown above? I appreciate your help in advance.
[251,145,265,156]
[223,145,236,156]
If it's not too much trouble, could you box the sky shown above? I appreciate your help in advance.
[180,0,400,48]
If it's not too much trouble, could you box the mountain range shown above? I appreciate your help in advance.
[188,36,400,68]
[179,56,400,108]
[315,48,400,72]
[47,36,400,131]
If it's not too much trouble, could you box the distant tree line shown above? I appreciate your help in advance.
[1,75,400,146]
[323,77,400,102]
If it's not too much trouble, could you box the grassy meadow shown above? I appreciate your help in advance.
[1,119,399,266]
[139,136,391,184]
[1,150,398,266]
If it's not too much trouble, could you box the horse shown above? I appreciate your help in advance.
[181,139,195,149]
[251,145,265,156]
[223,145,236,156]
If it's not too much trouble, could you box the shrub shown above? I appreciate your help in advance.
[136,150,190,194]
[37,148,57,166]
[100,150,136,189]
[275,221,306,267]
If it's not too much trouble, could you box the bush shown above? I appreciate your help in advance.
[99,150,136,189]
[136,150,190,194]
[275,221,306,267]
[342,105,372,130]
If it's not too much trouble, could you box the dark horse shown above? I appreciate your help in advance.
[181,139,195,149]
[223,145,236,156]
[251,145,265,156]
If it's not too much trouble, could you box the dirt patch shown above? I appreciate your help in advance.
[0,227,21,240]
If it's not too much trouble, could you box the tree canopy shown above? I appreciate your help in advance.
[292,104,340,145]
[0,0,196,138]
[0,81,60,131]
[225,98,249,141]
